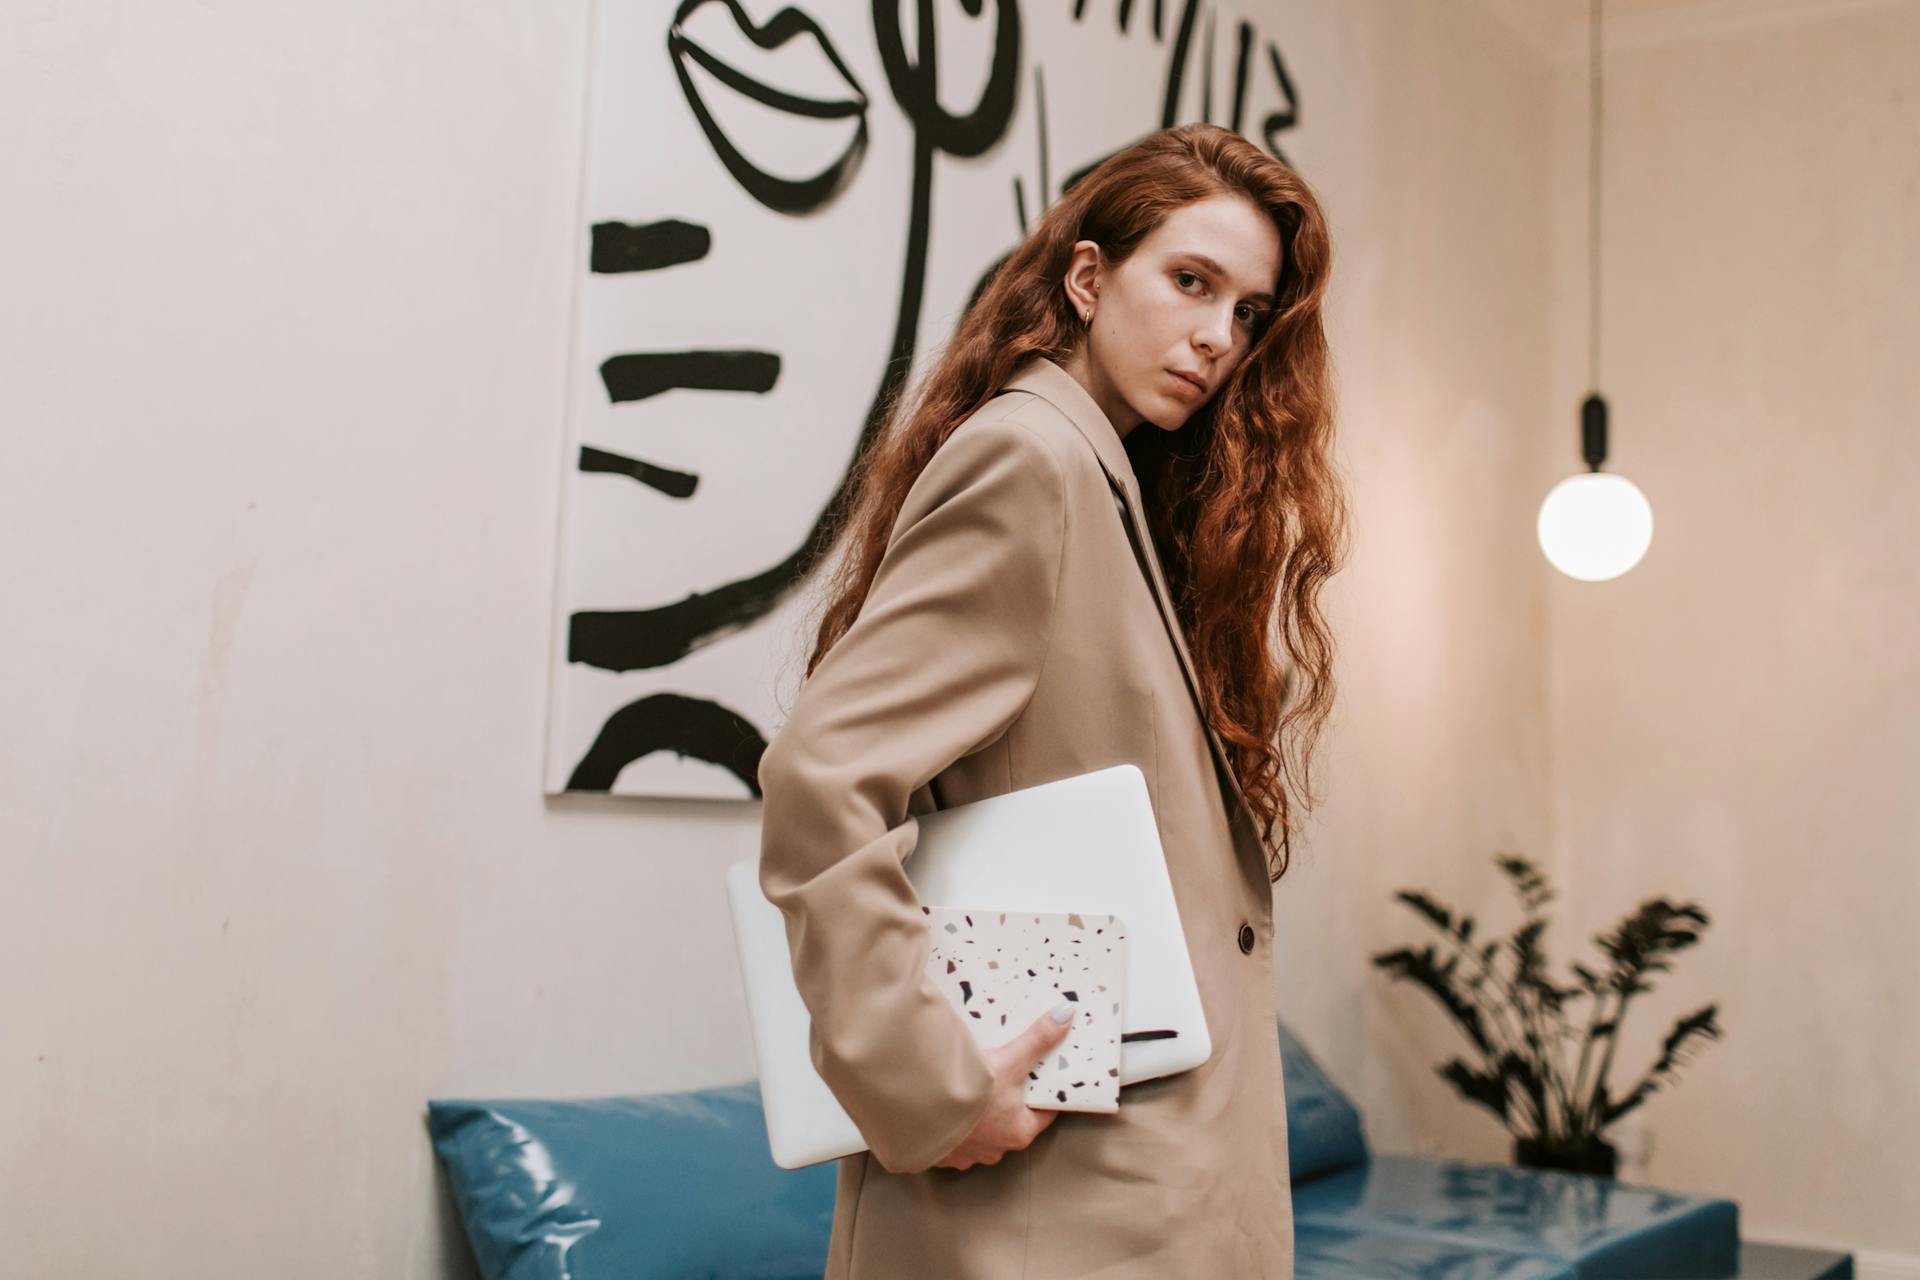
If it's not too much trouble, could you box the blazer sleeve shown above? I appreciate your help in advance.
[755,413,1068,1176]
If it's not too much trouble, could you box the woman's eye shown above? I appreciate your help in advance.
[1178,269,1260,327]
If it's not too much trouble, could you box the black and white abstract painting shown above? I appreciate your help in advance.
[543,0,1303,799]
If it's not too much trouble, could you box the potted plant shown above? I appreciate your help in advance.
[1371,853,1723,1178]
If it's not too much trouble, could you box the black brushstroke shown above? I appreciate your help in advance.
[1201,6,1214,121]
[874,0,1020,157]
[599,349,780,404]
[667,0,871,214]
[578,445,698,499]
[1035,63,1051,205]
[1162,0,1200,129]
[1006,0,1293,159]
[590,219,710,274]
[1120,1029,1179,1043]
[565,692,766,794]
[1230,21,1252,135]
[1262,41,1299,164]
[563,0,1022,687]
[575,592,743,670]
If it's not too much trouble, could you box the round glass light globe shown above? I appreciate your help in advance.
[1536,472,1653,581]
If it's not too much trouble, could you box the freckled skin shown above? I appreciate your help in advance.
[1057,193,1283,440]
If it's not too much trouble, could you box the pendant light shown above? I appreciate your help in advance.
[1538,0,1653,582]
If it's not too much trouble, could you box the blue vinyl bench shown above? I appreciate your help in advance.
[426,1022,1829,1279]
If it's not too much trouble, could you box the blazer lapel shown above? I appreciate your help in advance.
[998,356,1258,832]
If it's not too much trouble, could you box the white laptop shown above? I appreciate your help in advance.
[726,762,1211,1169]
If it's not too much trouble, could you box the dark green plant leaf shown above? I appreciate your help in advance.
[1439,1057,1509,1124]
[1372,944,1493,1055]
[1378,853,1719,1148]
[1393,890,1456,937]
[1503,1048,1547,1137]
[1496,853,1556,914]
[1603,1004,1723,1126]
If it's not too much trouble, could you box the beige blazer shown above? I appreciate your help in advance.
[757,354,1293,1278]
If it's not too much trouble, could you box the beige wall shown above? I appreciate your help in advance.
[2,0,1910,1275]
[1536,0,1920,1266]
[1267,0,1564,1175]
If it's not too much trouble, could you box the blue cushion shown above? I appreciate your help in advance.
[1297,1223,1578,1279]
[1278,1020,1372,1184]
[426,1079,835,1280]
[1294,1154,1739,1279]
[428,1031,1737,1280]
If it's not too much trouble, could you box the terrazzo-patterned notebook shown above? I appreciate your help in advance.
[920,906,1129,1113]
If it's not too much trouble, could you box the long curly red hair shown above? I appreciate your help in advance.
[799,123,1349,883]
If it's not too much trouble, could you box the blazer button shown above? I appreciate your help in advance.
[1237,923,1255,954]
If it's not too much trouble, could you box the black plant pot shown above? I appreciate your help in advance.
[1513,1135,1618,1179]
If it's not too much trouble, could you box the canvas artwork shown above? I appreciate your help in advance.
[543,0,1304,798]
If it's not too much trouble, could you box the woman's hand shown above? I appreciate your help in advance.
[930,1001,1079,1171]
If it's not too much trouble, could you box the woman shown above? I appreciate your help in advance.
[757,123,1347,1279]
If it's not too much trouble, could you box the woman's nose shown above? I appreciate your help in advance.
[1195,311,1232,353]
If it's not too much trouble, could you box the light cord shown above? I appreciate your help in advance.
[1589,0,1604,393]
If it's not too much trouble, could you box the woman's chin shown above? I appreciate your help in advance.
[1120,388,1195,432]
[1144,402,1192,431]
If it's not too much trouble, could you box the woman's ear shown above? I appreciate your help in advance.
[1064,239,1102,322]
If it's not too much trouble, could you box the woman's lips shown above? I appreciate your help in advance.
[1167,369,1205,395]
[667,0,870,214]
